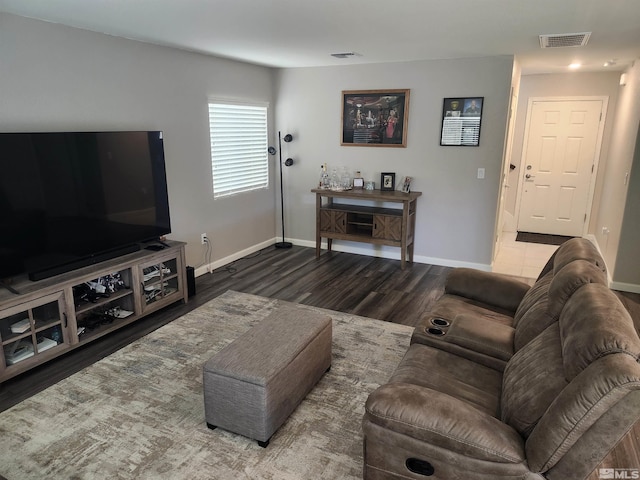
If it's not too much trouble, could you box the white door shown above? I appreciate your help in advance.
[518,99,603,236]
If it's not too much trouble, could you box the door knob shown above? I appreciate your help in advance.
[525,174,534,179]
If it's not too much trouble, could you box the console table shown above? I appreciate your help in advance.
[312,189,422,269]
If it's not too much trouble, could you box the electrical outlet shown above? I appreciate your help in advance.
[201,233,208,245]
[477,168,485,179]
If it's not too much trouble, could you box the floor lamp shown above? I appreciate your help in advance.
[275,131,293,249]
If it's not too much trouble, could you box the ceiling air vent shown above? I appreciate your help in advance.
[330,52,361,59]
[539,32,591,48]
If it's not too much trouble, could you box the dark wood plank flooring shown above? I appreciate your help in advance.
[0,246,450,412]
[1,244,638,478]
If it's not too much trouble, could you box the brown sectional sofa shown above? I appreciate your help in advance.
[363,238,640,479]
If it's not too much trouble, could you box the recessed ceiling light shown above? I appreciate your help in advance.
[569,63,582,69]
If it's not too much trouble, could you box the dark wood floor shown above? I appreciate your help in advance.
[1,244,638,478]
[0,246,451,412]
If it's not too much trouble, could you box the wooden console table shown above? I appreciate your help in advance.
[312,189,422,269]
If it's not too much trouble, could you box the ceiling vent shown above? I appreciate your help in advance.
[539,32,591,48]
[331,52,361,59]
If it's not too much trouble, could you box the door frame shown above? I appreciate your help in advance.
[514,96,609,237]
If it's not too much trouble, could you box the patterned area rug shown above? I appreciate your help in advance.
[0,290,412,480]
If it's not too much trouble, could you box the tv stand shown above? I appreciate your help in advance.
[0,241,187,383]
[0,282,19,295]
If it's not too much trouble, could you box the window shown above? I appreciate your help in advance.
[208,101,269,198]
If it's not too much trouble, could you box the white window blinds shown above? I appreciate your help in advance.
[209,102,269,198]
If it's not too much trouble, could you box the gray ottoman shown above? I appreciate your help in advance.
[203,306,332,447]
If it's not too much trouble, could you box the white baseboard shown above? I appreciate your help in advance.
[610,281,640,294]
[194,238,276,277]
[284,238,491,271]
[199,235,640,292]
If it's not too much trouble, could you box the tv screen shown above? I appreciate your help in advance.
[0,131,171,281]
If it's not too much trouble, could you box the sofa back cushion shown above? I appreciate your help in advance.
[522,284,640,473]
[526,354,640,473]
[501,323,567,437]
[551,237,606,274]
[513,260,607,350]
[559,284,640,379]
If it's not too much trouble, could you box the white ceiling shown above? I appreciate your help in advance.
[2,0,640,74]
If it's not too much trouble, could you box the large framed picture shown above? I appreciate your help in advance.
[440,97,484,146]
[341,89,410,147]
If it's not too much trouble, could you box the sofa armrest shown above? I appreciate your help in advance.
[364,382,525,463]
[445,268,531,313]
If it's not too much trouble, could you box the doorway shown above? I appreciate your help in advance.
[515,97,607,237]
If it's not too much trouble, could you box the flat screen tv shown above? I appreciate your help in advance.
[0,131,171,282]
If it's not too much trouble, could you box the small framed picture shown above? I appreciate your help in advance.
[401,176,412,193]
[381,172,396,191]
[353,177,364,189]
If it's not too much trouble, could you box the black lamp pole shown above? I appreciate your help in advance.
[275,131,293,249]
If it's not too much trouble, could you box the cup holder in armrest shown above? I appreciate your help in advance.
[430,317,450,327]
[426,327,445,336]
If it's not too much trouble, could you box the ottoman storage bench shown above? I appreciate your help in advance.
[203,306,332,447]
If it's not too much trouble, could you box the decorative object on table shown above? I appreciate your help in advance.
[353,171,364,189]
[440,97,484,146]
[380,172,396,191]
[364,181,375,191]
[274,131,294,249]
[341,89,410,147]
[318,164,330,189]
[401,176,412,193]
[340,166,352,190]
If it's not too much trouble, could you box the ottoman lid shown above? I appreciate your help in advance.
[204,306,332,386]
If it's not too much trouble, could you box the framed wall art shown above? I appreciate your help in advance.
[440,97,484,146]
[341,89,410,147]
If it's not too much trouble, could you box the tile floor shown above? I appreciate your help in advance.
[492,231,559,281]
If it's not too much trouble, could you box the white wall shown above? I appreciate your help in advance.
[0,13,278,270]
[276,56,514,268]
[605,61,640,289]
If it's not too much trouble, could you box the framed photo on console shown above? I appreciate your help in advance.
[341,89,410,147]
[381,172,396,191]
[440,97,483,146]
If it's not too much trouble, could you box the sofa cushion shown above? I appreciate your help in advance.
[501,323,567,437]
[388,343,502,416]
[513,271,552,329]
[364,382,526,464]
[513,260,607,350]
[560,283,640,380]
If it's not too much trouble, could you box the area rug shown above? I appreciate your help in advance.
[516,231,574,246]
[0,290,412,480]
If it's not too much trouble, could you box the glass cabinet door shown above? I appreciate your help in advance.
[0,292,67,369]
[140,256,181,312]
